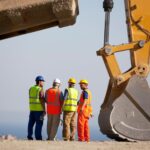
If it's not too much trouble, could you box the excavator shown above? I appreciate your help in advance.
[0,0,150,141]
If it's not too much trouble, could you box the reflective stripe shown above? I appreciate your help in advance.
[29,96,38,99]
[66,98,77,101]
[30,102,41,104]
[47,101,60,106]
[64,104,77,107]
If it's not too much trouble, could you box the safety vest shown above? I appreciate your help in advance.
[29,85,44,111]
[77,89,92,117]
[63,88,78,112]
[46,88,62,114]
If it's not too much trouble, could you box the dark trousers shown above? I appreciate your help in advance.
[27,111,44,140]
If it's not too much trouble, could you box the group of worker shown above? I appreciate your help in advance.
[27,76,93,142]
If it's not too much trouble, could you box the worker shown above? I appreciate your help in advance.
[27,75,45,140]
[62,78,79,141]
[77,79,93,142]
[46,78,63,141]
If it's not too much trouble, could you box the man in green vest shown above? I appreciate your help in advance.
[62,78,78,141]
[27,75,45,140]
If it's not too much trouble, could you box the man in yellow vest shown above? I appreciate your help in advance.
[27,76,45,140]
[77,79,92,142]
[62,78,78,141]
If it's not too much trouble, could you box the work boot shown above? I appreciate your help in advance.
[47,137,56,141]
[63,138,69,141]
[27,136,33,140]
[70,137,75,141]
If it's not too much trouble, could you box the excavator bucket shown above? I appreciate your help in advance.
[98,0,150,141]
[0,0,79,39]
[99,75,150,141]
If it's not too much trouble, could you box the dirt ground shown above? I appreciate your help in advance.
[0,140,150,150]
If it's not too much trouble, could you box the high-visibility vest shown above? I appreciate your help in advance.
[63,88,78,112]
[46,88,62,114]
[29,85,44,111]
[77,89,92,117]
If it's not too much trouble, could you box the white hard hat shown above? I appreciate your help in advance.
[53,78,61,84]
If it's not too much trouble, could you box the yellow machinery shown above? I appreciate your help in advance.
[0,0,150,141]
[97,0,150,141]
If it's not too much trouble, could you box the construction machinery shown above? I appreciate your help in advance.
[97,0,150,141]
[0,0,150,141]
[0,0,79,39]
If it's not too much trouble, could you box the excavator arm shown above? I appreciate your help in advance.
[97,0,150,141]
[0,0,150,141]
[97,0,150,85]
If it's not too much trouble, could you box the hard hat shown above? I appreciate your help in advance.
[68,78,76,84]
[35,76,45,82]
[53,78,61,84]
[79,79,88,85]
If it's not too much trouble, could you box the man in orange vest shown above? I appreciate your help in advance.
[45,78,63,141]
[77,79,93,142]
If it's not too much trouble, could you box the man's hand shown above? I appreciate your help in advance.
[43,111,46,116]
[60,108,63,115]
[90,114,93,118]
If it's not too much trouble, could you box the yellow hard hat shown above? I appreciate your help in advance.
[79,79,88,85]
[68,78,76,84]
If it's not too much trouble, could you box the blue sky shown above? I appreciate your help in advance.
[0,0,133,139]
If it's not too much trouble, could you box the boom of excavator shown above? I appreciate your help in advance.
[0,0,150,141]
[0,0,79,39]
